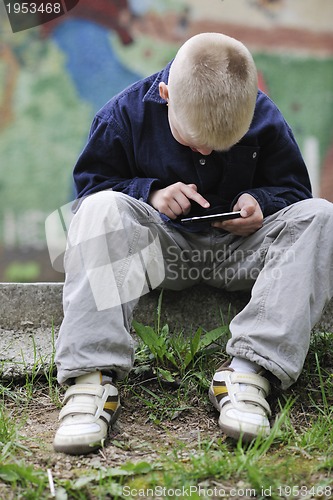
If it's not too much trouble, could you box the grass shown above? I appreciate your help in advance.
[0,312,332,499]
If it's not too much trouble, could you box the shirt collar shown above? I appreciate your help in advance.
[143,61,172,105]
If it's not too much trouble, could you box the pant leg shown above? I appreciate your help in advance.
[220,198,333,389]
[55,190,211,383]
[57,192,333,389]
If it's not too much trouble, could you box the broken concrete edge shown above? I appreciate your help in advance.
[1,281,332,333]
[0,326,56,380]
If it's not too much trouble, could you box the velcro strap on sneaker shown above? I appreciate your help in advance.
[236,393,272,416]
[63,384,105,404]
[230,372,270,395]
[59,402,97,420]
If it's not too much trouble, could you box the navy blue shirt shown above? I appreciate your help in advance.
[73,62,312,230]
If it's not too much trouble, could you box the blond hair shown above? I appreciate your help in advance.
[167,33,258,151]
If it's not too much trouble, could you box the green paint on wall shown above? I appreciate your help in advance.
[254,53,333,166]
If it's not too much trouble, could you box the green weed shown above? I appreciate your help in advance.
[133,292,229,388]
[0,462,46,497]
[0,403,32,470]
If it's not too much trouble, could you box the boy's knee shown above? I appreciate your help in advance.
[78,190,134,222]
[80,190,122,210]
[308,198,333,222]
[291,198,333,222]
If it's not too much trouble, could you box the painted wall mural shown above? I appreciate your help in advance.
[0,0,332,280]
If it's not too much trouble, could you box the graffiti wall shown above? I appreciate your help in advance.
[0,0,332,281]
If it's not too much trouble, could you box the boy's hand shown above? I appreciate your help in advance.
[148,182,210,219]
[212,193,263,236]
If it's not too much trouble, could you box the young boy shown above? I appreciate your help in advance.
[53,33,333,454]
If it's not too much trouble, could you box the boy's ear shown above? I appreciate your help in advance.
[159,82,169,101]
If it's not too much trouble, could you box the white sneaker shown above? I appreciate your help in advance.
[54,372,121,455]
[209,366,271,441]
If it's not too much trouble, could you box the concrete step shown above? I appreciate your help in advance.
[1,283,332,379]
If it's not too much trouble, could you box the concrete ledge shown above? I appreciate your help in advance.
[1,283,332,378]
[1,282,64,330]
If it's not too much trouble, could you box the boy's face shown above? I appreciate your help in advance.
[159,82,213,156]
[168,109,213,156]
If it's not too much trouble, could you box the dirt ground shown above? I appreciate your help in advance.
[3,375,333,500]
[15,384,222,480]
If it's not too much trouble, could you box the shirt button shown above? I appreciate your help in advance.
[199,158,206,165]
[252,152,257,159]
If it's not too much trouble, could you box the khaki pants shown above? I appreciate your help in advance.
[55,191,333,389]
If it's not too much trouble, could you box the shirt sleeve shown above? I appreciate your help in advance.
[73,113,162,202]
[231,96,312,216]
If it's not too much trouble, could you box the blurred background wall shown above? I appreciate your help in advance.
[0,0,332,282]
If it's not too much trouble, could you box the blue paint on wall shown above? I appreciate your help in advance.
[52,18,141,111]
